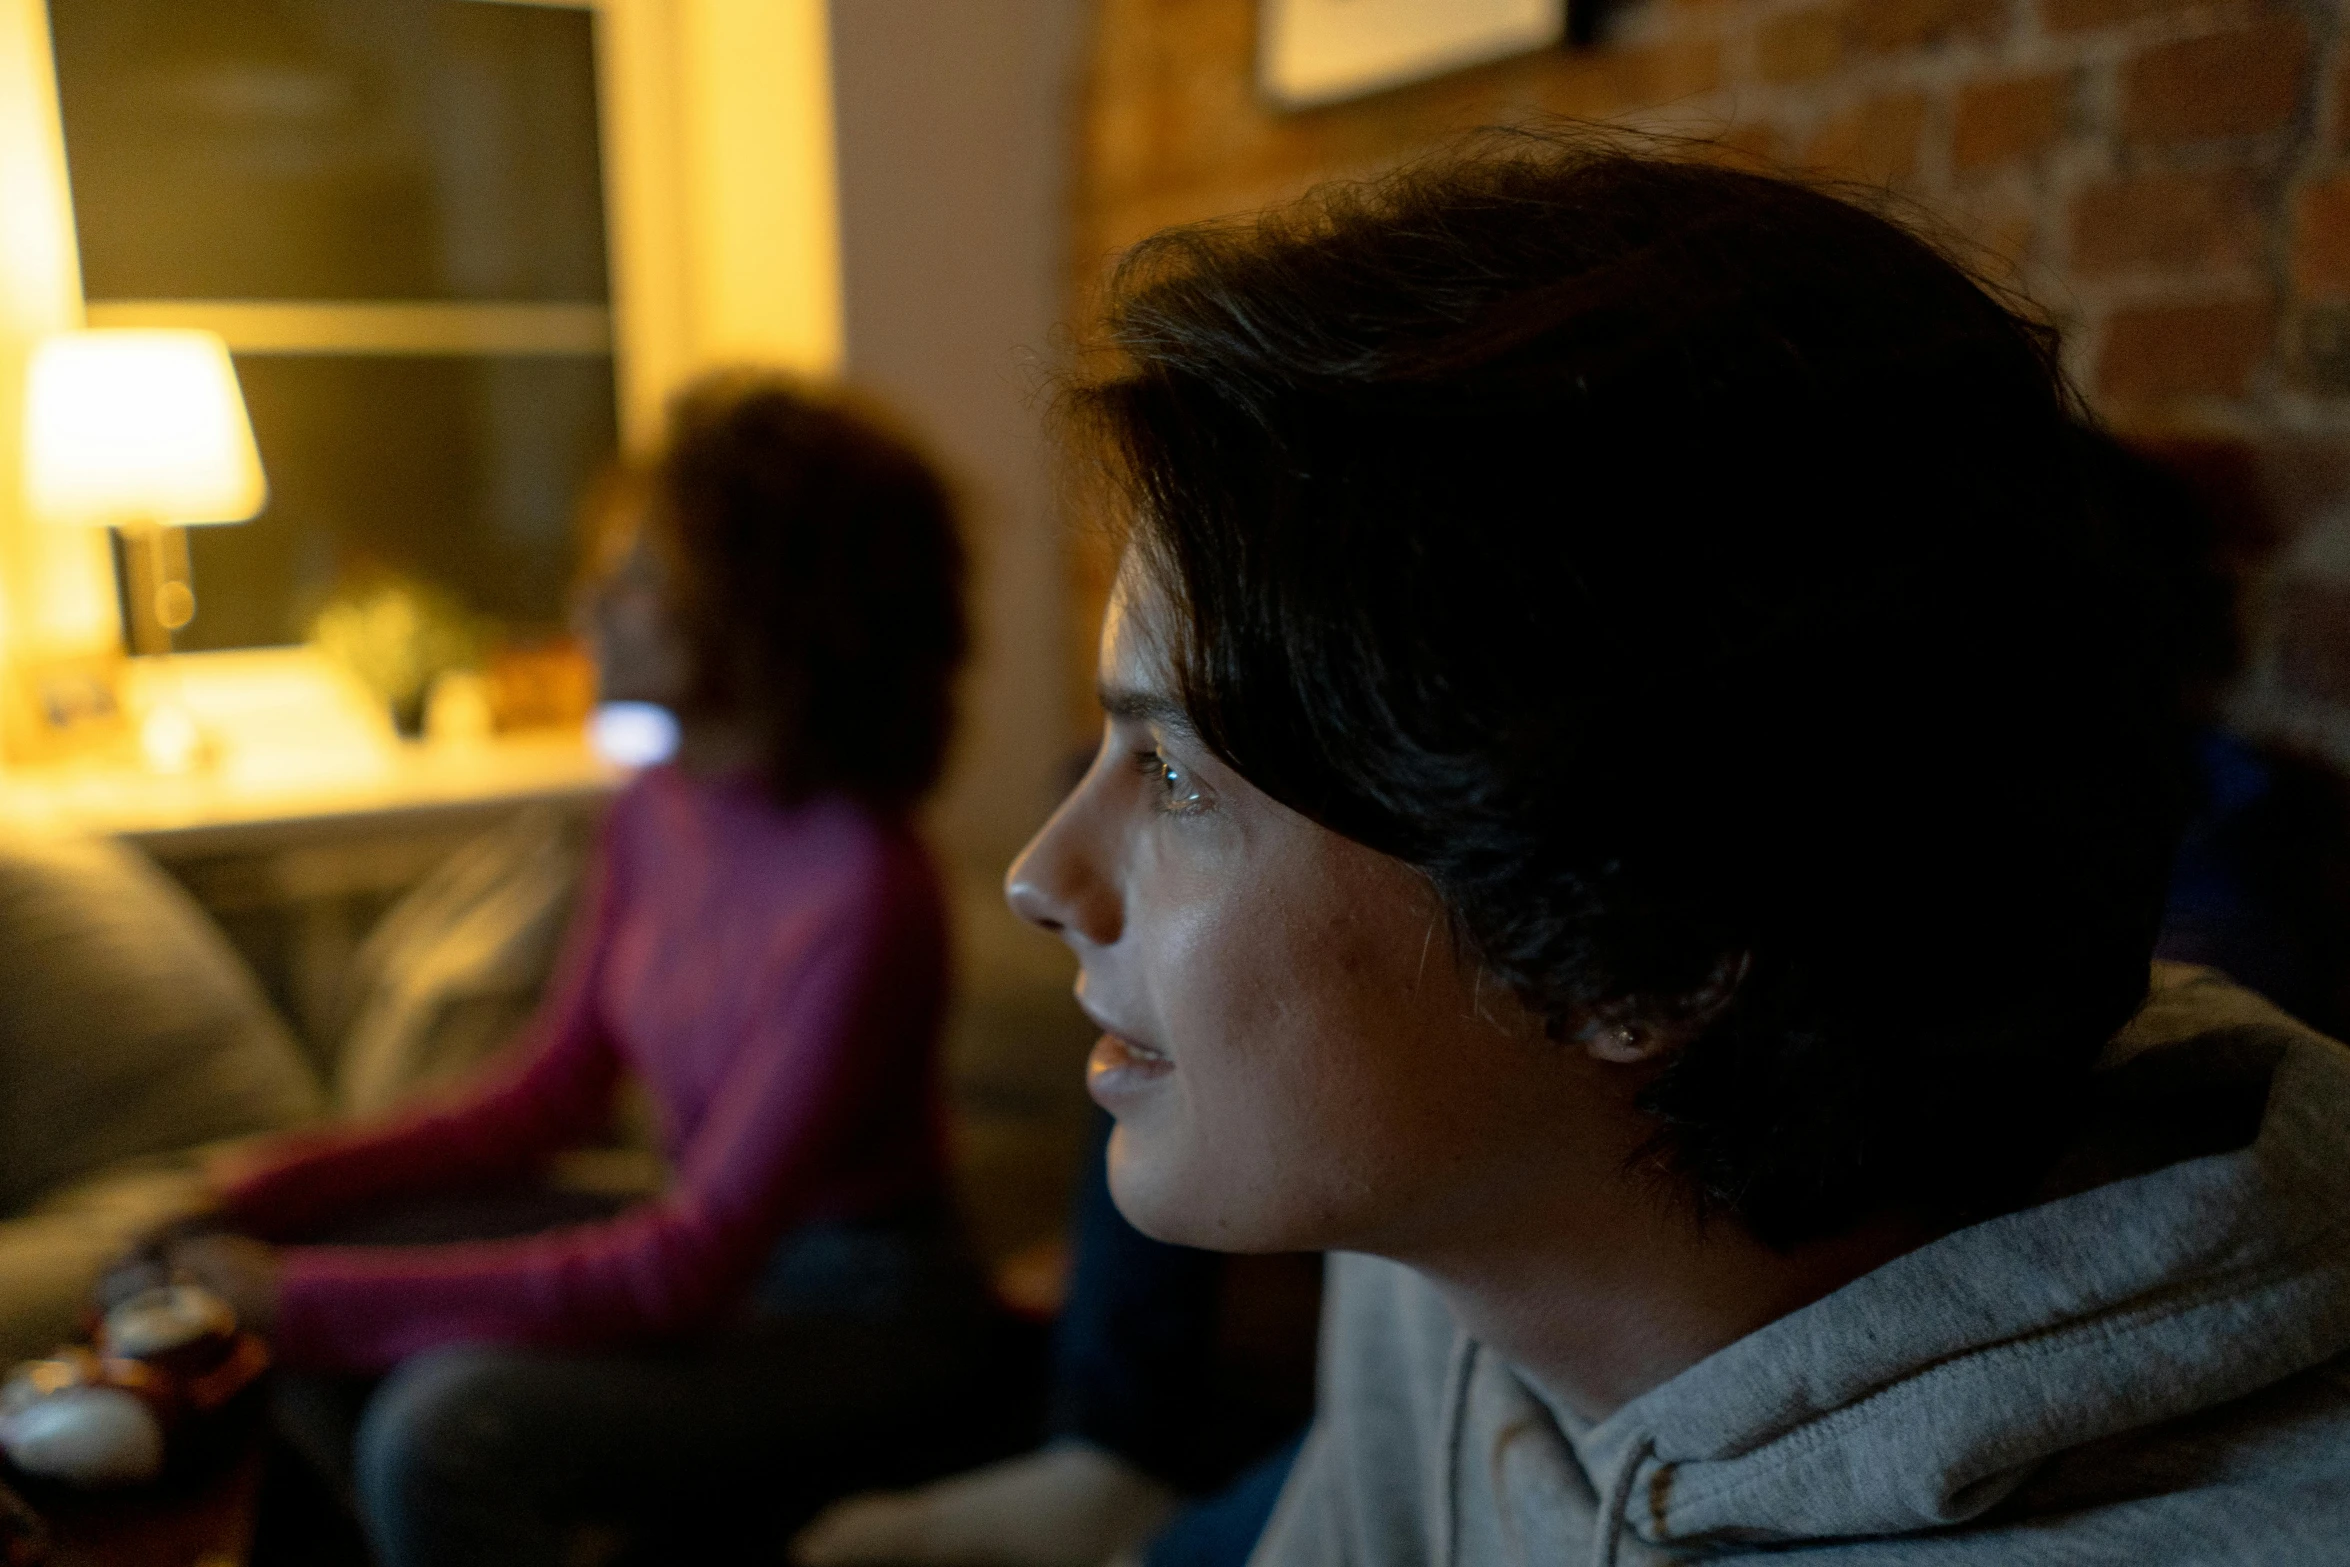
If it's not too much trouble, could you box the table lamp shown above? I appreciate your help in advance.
[22,329,267,657]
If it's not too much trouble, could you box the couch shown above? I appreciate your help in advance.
[0,830,322,1363]
[0,800,1099,1366]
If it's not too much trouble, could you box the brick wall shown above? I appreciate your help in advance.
[1067,0,2350,763]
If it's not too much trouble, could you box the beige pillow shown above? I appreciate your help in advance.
[330,804,588,1118]
[0,832,321,1215]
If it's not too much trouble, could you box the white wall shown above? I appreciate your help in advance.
[829,0,1087,884]
[0,0,120,704]
[599,0,843,445]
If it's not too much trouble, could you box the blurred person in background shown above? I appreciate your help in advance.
[125,371,997,1566]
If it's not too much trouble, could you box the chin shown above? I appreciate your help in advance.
[1104,1127,1314,1254]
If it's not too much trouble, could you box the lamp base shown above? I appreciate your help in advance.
[111,521,197,658]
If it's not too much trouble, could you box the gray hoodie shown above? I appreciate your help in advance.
[1253,966,2350,1566]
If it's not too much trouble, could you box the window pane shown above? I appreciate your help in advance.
[50,0,608,302]
[179,354,616,652]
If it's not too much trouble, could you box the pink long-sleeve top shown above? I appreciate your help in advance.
[220,766,951,1374]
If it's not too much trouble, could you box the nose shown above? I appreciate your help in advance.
[1005,770,1122,948]
[567,576,606,642]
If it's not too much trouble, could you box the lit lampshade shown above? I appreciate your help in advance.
[23,329,265,529]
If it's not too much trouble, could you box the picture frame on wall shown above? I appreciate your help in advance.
[1258,0,1569,109]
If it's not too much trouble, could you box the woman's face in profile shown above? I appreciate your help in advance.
[577,517,695,710]
[1007,569,1595,1256]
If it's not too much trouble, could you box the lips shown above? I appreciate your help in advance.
[1093,1031,1168,1068]
[1086,1030,1174,1106]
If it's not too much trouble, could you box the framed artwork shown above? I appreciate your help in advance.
[1258,0,1568,109]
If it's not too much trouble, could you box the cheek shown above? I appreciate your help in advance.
[1119,837,1472,1248]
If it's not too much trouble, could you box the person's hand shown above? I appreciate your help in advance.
[96,1209,235,1313]
[94,1251,172,1315]
[161,1234,282,1338]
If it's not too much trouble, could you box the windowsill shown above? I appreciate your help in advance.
[0,646,621,855]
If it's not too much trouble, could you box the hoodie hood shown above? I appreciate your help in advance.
[1569,964,2350,1560]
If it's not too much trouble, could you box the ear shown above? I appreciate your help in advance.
[1577,1014,1672,1065]
[1570,951,1752,1066]
[1679,950,1751,1022]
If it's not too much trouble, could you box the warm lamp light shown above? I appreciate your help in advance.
[22,329,266,655]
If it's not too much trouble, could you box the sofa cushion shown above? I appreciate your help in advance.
[0,832,321,1215]
[332,804,586,1117]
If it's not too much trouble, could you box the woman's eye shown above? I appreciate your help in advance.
[1135,749,1208,815]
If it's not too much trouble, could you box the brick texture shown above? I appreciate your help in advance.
[1953,71,2070,171]
[2120,19,2312,147]
[2100,299,2275,402]
[2276,577,2350,707]
[2040,0,2199,33]
[2297,176,2350,296]
[2072,171,2263,279]
[1067,0,2350,756]
[1845,0,2006,54]
[1756,6,1843,81]
[1803,91,1929,181]
[2335,52,2350,154]
[2299,304,2350,392]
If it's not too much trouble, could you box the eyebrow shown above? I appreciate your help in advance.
[1097,682,1197,736]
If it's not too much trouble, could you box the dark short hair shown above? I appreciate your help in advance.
[653,371,967,811]
[1071,135,2186,1247]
